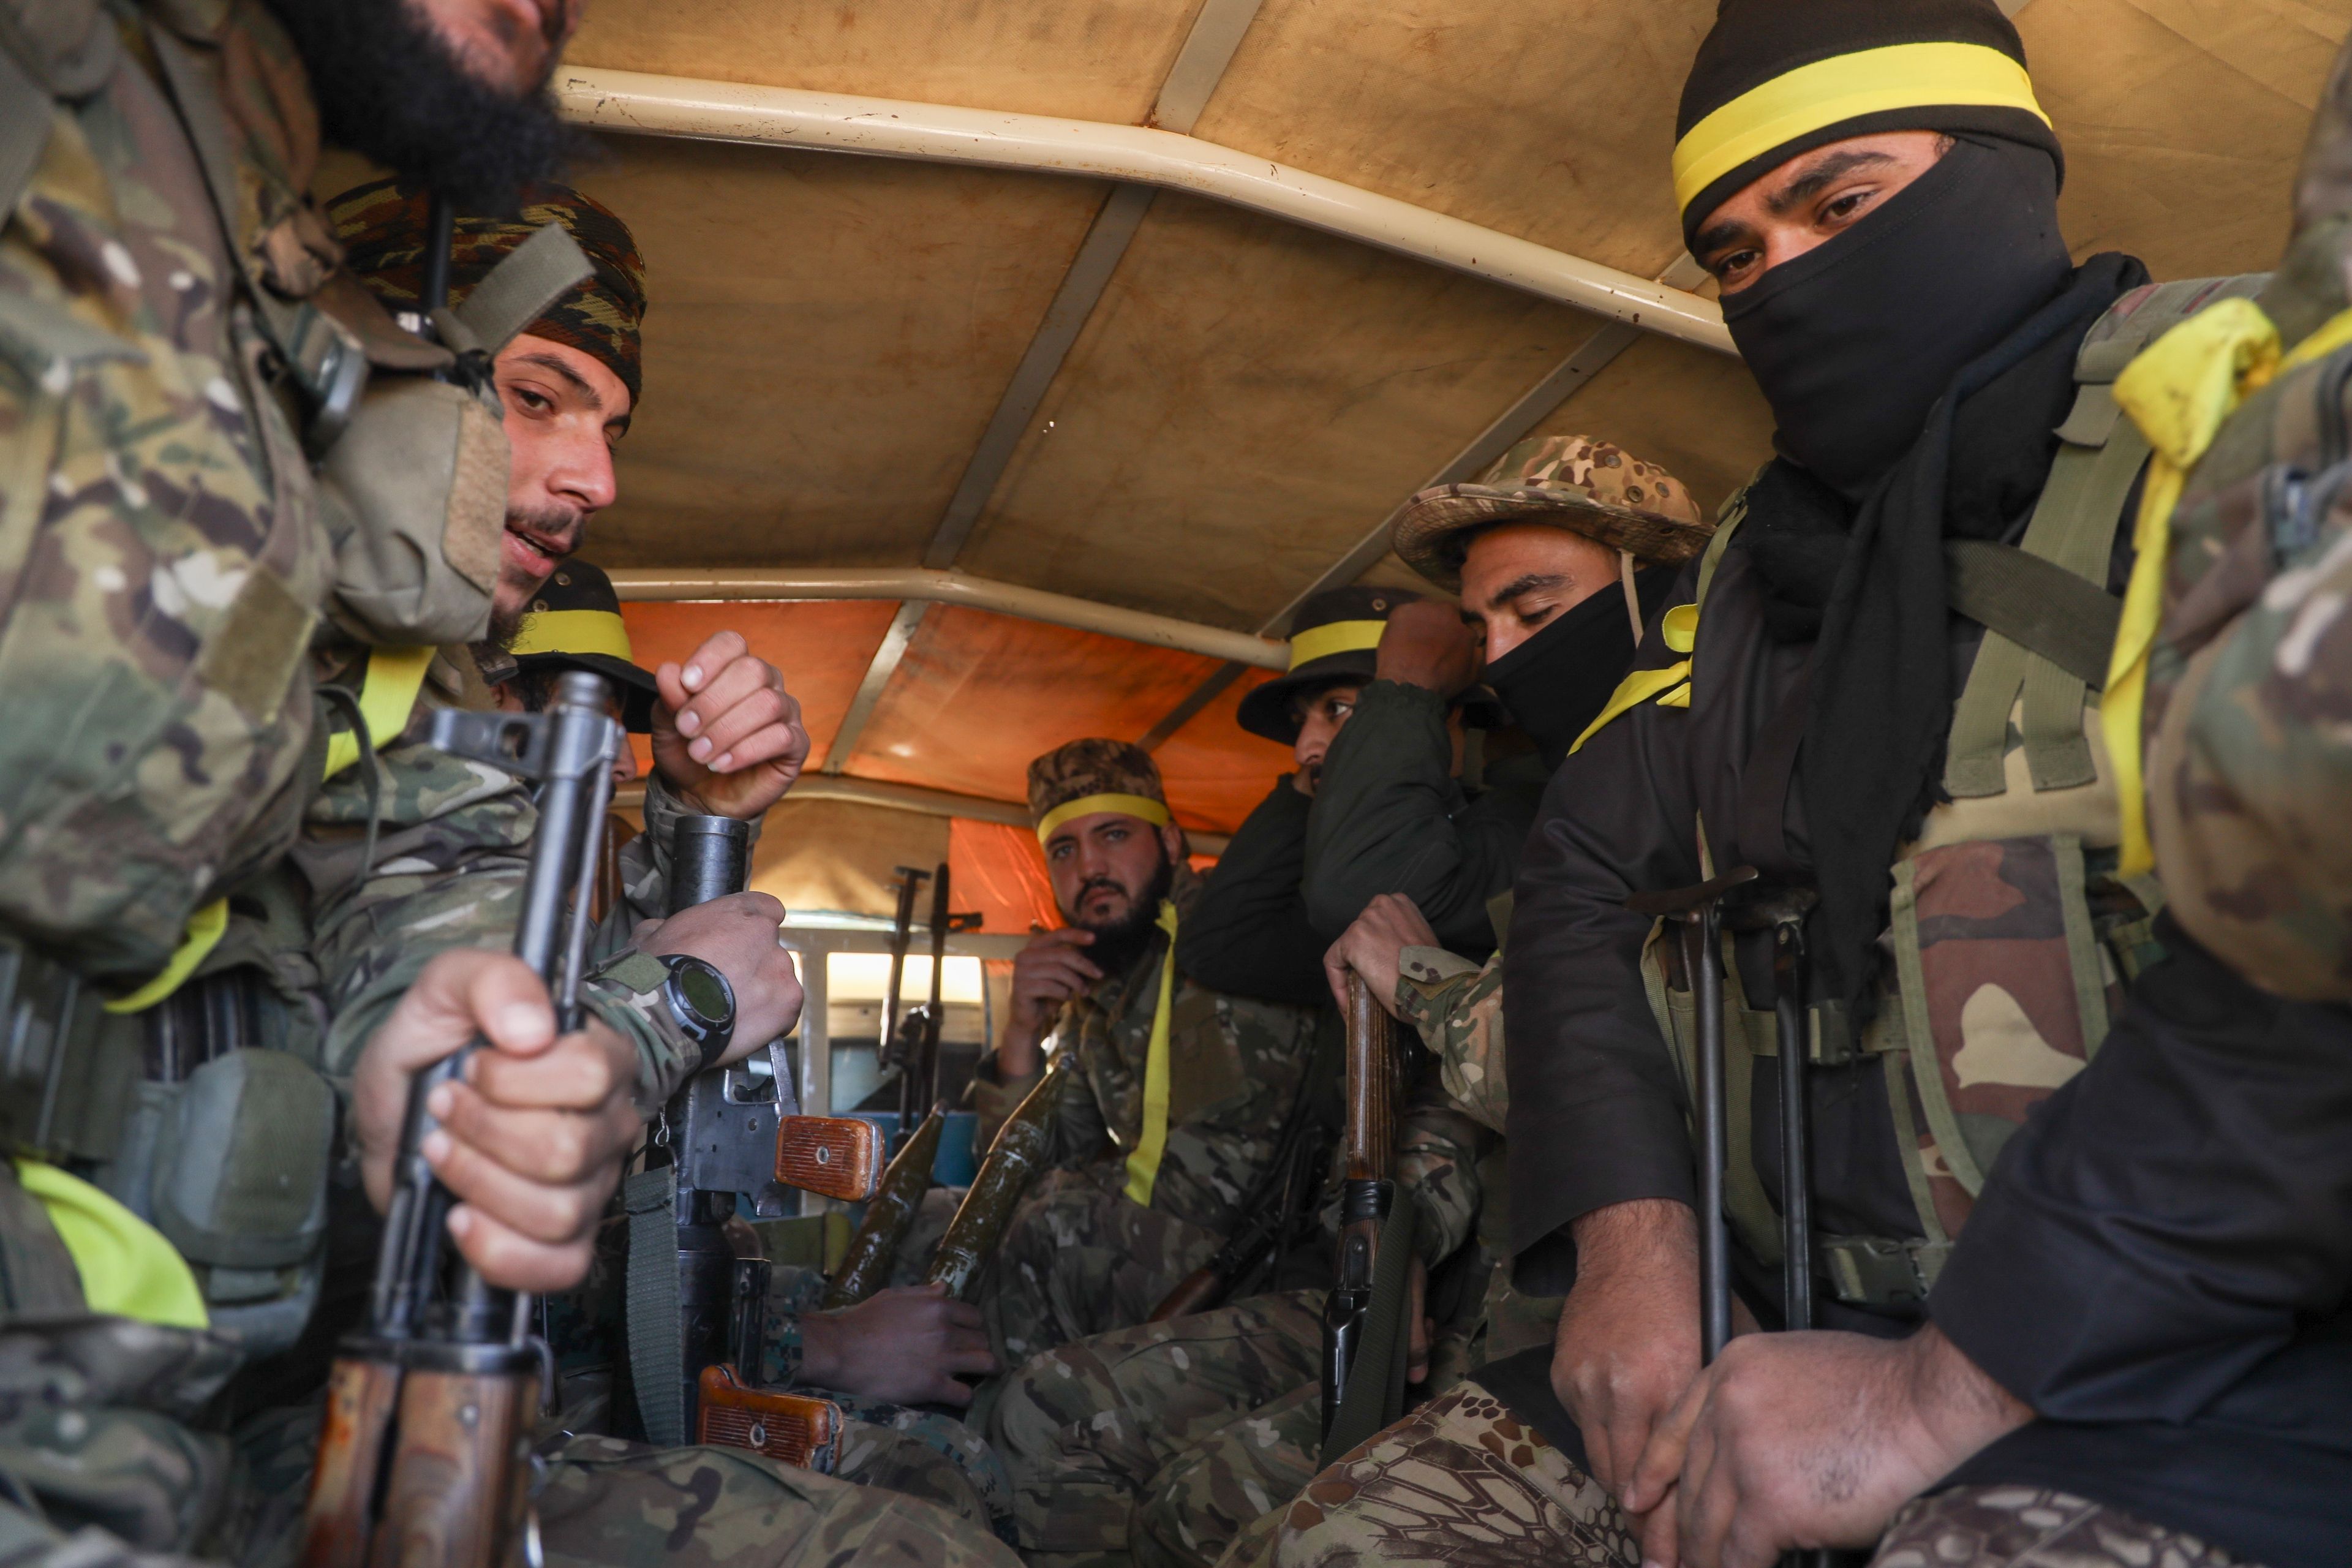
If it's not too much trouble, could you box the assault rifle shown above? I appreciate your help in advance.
[892,863,956,1126]
[301,669,620,1568]
[628,815,883,1461]
[1318,973,1411,1461]
[1634,869,1830,1568]
[877,865,929,1154]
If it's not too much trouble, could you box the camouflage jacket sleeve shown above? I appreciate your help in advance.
[1127,988,1319,1236]
[606,771,771,941]
[1395,1054,1492,1268]
[1396,946,1507,1136]
[300,672,700,1109]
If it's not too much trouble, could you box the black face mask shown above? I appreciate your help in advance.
[1481,578,1653,772]
[1721,137,2072,500]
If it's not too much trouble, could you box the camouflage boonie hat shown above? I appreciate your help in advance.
[1393,435,1711,590]
[1028,740,1171,843]
[326,176,649,403]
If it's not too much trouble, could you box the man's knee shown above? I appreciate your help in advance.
[1873,1487,2237,1568]
[533,1434,1023,1568]
[1270,1384,1635,1568]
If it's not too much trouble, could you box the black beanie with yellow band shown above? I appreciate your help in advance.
[1672,0,2060,242]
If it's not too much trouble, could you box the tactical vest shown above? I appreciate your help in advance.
[0,0,584,1360]
[0,0,587,989]
[1638,275,2266,1308]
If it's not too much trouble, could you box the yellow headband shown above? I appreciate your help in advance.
[508,608,636,662]
[1287,619,1387,671]
[1036,792,1174,843]
[1672,42,2048,217]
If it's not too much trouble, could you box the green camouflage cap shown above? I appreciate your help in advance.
[1393,434,1711,590]
[1027,739,1170,841]
[326,176,648,403]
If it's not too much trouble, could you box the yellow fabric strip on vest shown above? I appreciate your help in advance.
[15,1159,208,1328]
[104,897,228,1014]
[2105,298,2352,875]
[1672,43,2049,216]
[1287,619,1387,670]
[1570,603,1701,754]
[1122,900,1183,1208]
[1036,793,1173,843]
[323,645,436,781]
[509,608,635,662]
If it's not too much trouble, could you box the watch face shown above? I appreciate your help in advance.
[674,962,731,1025]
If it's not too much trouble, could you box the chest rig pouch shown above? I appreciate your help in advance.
[1640,277,2266,1309]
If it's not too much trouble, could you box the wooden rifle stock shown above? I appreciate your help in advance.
[823,1106,945,1308]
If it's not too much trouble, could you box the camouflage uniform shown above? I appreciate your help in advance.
[0,0,338,987]
[966,859,1321,1368]
[987,1016,1489,1568]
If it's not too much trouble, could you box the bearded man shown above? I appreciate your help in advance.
[968,741,1323,1370]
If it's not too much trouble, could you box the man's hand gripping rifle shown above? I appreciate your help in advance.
[301,670,620,1568]
[630,817,885,1468]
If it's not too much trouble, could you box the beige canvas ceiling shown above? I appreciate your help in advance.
[474,0,2352,909]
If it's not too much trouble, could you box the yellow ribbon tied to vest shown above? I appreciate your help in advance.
[15,1159,207,1328]
[1121,900,1184,1208]
[108,645,435,1016]
[2105,298,2352,875]
[1570,603,1702,755]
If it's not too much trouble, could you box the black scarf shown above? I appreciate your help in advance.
[1746,250,2147,1006]
[1483,567,1678,771]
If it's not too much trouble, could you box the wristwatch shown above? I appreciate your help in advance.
[658,953,736,1072]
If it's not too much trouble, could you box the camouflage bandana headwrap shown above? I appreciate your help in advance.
[326,176,647,404]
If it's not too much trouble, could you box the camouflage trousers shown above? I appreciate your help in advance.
[989,1291,1325,1568]
[1232,1382,2239,1568]
[766,1265,1016,1540]
[0,1355,1022,1568]
[975,1170,1220,1370]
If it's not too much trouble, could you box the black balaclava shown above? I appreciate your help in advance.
[1721,136,2071,499]
[1482,566,1676,771]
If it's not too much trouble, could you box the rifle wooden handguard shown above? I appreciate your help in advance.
[1147,1265,1226,1322]
[925,1051,1070,1300]
[822,1106,944,1308]
[697,1365,842,1471]
[775,1115,883,1202]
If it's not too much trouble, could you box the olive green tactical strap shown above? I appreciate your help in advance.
[1639,922,1782,1269]
[1820,1234,1950,1306]
[0,1158,87,1319]
[1945,538,2122,690]
[1319,1195,1421,1468]
[444,222,594,357]
[624,1169,686,1448]
[0,46,50,227]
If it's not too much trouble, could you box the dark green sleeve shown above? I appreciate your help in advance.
[1175,780,1330,1008]
[1302,680,1529,956]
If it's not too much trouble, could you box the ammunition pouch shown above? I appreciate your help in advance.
[1643,837,2161,1311]
[0,929,333,1357]
[318,372,510,647]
